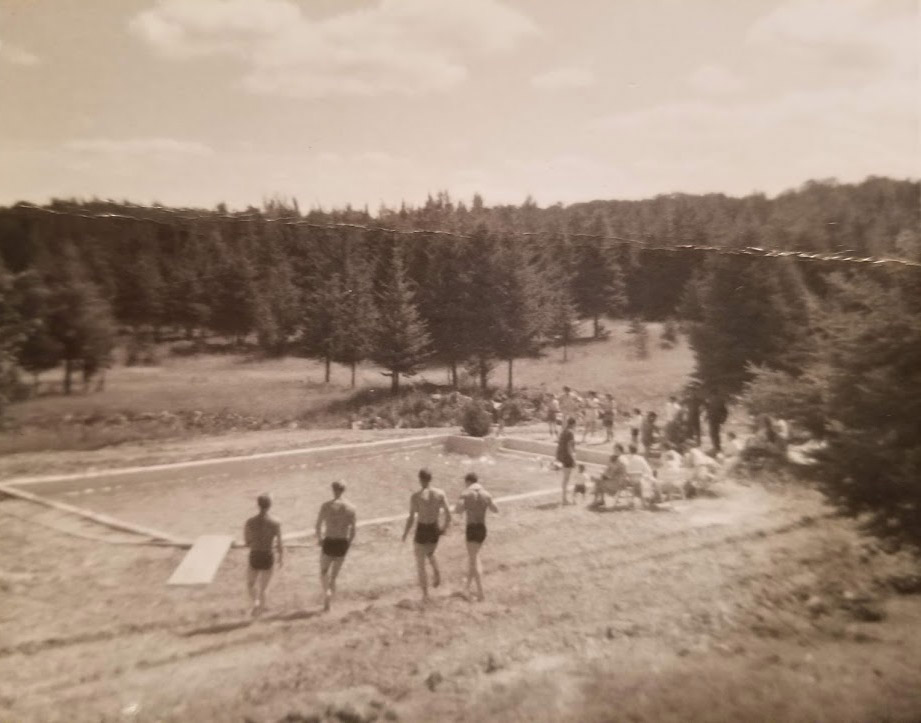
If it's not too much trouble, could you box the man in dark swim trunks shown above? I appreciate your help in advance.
[454,472,499,601]
[557,417,577,505]
[402,468,452,602]
[244,493,283,617]
[315,480,357,612]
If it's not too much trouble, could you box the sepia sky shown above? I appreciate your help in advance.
[0,0,917,210]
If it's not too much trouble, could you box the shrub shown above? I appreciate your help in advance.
[461,402,492,437]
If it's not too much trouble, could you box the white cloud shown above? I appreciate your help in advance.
[130,0,539,98]
[63,138,214,156]
[748,0,917,77]
[590,78,917,191]
[0,39,40,66]
[531,66,596,90]
[687,64,744,95]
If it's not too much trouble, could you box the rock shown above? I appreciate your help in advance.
[847,602,885,623]
[605,626,616,640]
[889,574,921,595]
[424,671,443,692]
[484,653,504,673]
[805,595,827,616]
[310,685,394,723]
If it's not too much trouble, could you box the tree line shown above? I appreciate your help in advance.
[0,176,917,401]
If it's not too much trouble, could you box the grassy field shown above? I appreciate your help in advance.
[2,450,920,722]
[4,320,694,456]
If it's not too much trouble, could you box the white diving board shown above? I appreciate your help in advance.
[167,534,234,586]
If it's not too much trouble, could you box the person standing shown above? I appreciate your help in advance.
[601,393,616,443]
[315,481,357,612]
[454,472,499,601]
[704,393,728,453]
[557,417,577,505]
[559,386,580,426]
[402,468,452,602]
[546,393,561,439]
[582,391,600,442]
[244,494,283,617]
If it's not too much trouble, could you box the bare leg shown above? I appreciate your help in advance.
[466,542,484,601]
[246,567,258,613]
[561,467,573,505]
[414,545,429,600]
[257,569,273,612]
[326,557,345,609]
[320,554,332,611]
[429,552,441,589]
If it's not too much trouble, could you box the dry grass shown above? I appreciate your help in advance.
[5,320,693,455]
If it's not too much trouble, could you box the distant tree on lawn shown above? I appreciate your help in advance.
[684,255,813,395]
[330,254,378,387]
[13,272,61,386]
[371,250,431,394]
[45,277,116,395]
[489,239,547,391]
[548,281,579,362]
[573,214,626,338]
[301,273,342,383]
[628,317,650,359]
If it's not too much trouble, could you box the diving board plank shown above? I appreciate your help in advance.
[167,534,233,586]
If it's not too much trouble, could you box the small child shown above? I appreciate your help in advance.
[601,393,616,443]
[573,463,590,501]
[630,408,643,445]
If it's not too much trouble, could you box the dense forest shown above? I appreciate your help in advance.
[0,176,917,396]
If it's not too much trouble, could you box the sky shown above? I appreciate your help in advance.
[0,0,918,210]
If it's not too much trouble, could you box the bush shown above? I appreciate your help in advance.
[461,403,492,437]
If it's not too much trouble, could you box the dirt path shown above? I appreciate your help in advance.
[4,474,920,722]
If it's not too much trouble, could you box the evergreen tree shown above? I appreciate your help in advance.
[209,254,258,345]
[628,317,650,359]
[489,239,546,391]
[45,277,116,394]
[548,281,579,362]
[13,272,61,386]
[573,214,626,337]
[301,273,343,383]
[686,255,813,395]
[330,254,378,387]
[371,250,431,394]
[0,262,28,413]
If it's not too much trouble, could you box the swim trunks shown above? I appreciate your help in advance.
[414,522,441,546]
[465,523,487,544]
[321,538,350,558]
[249,550,274,571]
[574,483,587,495]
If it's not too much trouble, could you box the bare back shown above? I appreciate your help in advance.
[411,487,448,525]
[245,514,280,552]
[457,483,497,524]
[318,499,357,539]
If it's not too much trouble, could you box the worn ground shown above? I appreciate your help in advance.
[2,445,920,723]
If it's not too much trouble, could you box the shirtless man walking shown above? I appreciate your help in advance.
[402,468,452,602]
[315,480,357,612]
[244,494,283,617]
[454,472,499,601]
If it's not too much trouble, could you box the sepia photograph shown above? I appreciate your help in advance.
[0,0,919,721]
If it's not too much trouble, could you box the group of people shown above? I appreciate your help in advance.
[544,386,731,454]
[243,468,499,616]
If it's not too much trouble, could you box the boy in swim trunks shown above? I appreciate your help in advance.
[402,468,452,602]
[244,493,283,617]
[315,480,357,612]
[454,472,499,601]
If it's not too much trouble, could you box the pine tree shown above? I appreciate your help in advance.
[628,317,650,359]
[687,255,813,395]
[13,272,61,386]
[330,254,378,387]
[489,239,546,391]
[573,214,626,338]
[209,254,258,346]
[371,250,431,394]
[301,273,342,383]
[548,281,579,362]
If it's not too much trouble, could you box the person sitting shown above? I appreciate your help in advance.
[593,444,629,507]
[641,411,660,455]
[622,444,657,508]
[683,443,720,493]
